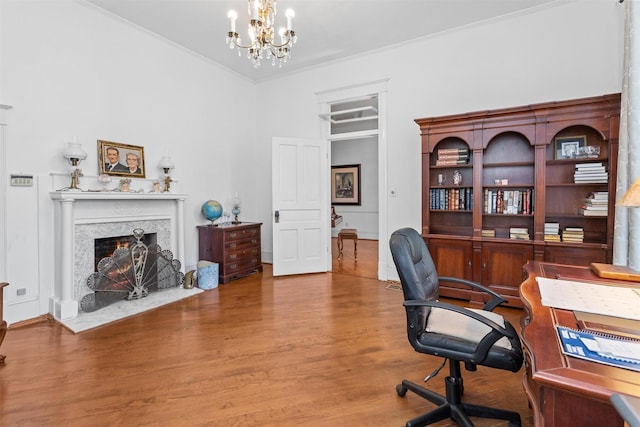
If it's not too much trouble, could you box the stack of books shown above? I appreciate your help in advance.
[562,227,584,243]
[578,191,608,217]
[435,148,469,166]
[544,222,561,242]
[481,229,495,237]
[574,163,608,184]
[509,227,530,240]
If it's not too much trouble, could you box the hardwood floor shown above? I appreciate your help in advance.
[331,237,378,279]
[1,261,533,426]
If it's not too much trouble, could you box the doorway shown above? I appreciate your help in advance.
[319,83,386,280]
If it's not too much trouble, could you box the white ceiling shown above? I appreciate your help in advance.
[85,0,560,82]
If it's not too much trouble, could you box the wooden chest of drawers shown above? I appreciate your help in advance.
[197,222,262,284]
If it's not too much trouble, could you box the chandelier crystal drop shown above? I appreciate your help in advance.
[226,0,297,68]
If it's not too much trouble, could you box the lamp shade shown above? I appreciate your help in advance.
[618,176,640,207]
[63,141,87,161]
[159,156,175,171]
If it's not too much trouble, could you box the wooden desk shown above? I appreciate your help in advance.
[520,262,640,427]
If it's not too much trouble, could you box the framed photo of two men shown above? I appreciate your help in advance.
[98,140,146,178]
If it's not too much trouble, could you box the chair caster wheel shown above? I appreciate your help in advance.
[396,384,408,397]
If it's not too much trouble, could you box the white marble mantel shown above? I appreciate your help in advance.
[50,191,187,320]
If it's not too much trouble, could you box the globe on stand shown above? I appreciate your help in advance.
[201,200,223,225]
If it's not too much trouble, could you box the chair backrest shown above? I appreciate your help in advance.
[389,228,438,300]
[389,228,439,329]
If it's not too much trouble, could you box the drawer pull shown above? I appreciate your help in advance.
[229,232,237,238]
[230,254,237,259]
[230,243,236,248]
[229,264,237,270]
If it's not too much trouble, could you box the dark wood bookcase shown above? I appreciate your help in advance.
[416,93,621,307]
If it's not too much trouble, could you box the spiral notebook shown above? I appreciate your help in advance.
[556,326,640,372]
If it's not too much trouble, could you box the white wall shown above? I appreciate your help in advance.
[0,0,625,323]
[255,0,624,278]
[0,0,256,324]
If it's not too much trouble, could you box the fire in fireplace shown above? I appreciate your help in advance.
[81,229,184,312]
[94,233,157,272]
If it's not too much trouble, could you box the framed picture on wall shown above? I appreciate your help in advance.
[331,164,361,205]
[98,140,146,178]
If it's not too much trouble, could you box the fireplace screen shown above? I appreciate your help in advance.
[81,228,184,312]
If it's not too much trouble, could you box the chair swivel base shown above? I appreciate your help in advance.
[396,377,521,427]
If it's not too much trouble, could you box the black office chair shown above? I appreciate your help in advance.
[389,228,524,427]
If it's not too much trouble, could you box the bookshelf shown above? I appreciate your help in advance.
[416,93,621,307]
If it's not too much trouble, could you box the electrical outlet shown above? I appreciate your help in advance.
[10,174,33,187]
[16,288,27,296]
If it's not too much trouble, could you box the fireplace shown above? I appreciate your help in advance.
[50,191,187,320]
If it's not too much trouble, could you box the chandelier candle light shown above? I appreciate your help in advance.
[226,0,297,68]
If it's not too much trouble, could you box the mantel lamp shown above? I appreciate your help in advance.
[618,176,640,207]
[63,139,87,191]
[159,156,175,192]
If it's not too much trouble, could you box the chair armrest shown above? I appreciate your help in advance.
[438,276,506,311]
[404,300,515,339]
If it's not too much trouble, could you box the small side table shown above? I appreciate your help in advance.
[337,228,358,260]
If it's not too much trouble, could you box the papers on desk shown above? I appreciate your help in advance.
[536,277,640,321]
[556,326,640,372]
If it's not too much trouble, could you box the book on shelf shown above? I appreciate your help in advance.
[481,229,495,237]
[575,162,605,168]
[435,159,469,166]
[544,222,560,241]
[575,162,604,170]
[578,208,608,217]
[436,148,469,166]
[430,188,473,211]
[484,188,533,215]
[437,153,469,159]
[509,226,530,240]
[587,191,609,199]
[580,204,608,210]
[583,199,608,206]
[438,148,469,154]
[562,227,584,242]
[544,222,560,231]
[574,164,608,184]
[574,173,608,179]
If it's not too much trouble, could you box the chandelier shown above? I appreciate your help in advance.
[226,0,297,68]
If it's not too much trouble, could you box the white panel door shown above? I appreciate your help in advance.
[272,137,328,276]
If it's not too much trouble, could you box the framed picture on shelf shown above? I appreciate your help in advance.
[331,164,361,205]
[554,135,586,160]
[98,140,146,178]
